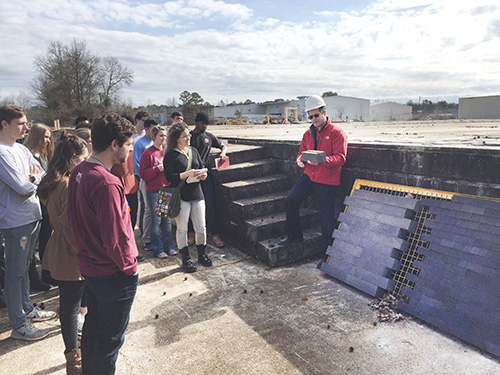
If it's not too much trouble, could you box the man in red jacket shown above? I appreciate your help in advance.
[280,95,348,258]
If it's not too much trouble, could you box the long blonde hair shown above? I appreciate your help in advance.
[24,123,54,162]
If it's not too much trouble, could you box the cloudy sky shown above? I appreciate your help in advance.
[1,0,500,107]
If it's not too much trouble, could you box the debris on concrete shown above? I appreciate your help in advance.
[369,294,405,323]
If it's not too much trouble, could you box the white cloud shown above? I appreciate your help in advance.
[1,0,500,107]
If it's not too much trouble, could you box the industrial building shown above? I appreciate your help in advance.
[459,94,500,119]
[369,101,412,121]
[322,95,369,122]
[213,95,370,123]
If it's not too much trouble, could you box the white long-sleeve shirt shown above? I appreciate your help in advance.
[0,142,42,229]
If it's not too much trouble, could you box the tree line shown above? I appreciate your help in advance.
[406,99,458,114]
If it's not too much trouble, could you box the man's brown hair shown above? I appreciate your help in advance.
[135,110,150,122]
[91,113,136,152]
[0,105,26,130]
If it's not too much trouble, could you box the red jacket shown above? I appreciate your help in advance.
[139,145,170,191]
[297,118,347,185]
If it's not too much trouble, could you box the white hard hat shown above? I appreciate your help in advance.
[305,95,326,112]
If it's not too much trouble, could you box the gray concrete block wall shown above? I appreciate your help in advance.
[321,189,417,298]
[226,138,500,203]
[223,139,500,356]
[399,195,500,358]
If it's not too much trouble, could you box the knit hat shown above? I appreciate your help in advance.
[195,112,209,123]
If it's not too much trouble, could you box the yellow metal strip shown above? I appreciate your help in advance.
[350,179,499,202]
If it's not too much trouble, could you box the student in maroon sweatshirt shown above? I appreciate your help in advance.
[67,113,138,375]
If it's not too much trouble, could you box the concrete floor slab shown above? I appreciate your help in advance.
[1,238,499,375]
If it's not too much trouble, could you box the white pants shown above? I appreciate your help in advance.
[175,199,206,249]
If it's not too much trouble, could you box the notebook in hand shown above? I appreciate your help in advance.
[186,168,208,183]
[215,157,230,170]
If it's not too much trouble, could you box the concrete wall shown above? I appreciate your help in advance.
[226,138,500,204]
[459,95,500,119]
[370,102,412,121]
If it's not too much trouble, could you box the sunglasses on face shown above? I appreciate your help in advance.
[308,113,321,120]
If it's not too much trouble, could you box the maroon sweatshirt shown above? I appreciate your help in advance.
[68,161,138,277]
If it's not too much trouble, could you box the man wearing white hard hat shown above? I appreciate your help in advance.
[280,95,348,262]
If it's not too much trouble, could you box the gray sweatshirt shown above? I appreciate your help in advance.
[0,142,42,229]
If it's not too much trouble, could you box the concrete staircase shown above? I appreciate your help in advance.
[211,144,323,266]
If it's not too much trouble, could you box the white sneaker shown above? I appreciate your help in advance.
[77,312,85,333]
[156,252,168,259]
[11,322,49,341]
[167,248,178,256]
[26,306,58,322]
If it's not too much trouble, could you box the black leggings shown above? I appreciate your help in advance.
[58,280,85,353]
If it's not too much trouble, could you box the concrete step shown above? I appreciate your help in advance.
[257,228,323,266]
[223,220,323,267]
[209,144,267,167]
[216,158,279,183]
[245,208,319,242]
[221,174,290,201]
[232,191,287,222]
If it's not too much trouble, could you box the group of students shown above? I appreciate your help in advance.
[1,94,347,375]
[0,105,227,375]
[132,110,227,271]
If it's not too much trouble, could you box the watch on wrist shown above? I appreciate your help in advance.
[29,175,35,183]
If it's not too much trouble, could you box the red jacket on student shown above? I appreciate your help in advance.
[139,145,170,191]
[297,118,348,186]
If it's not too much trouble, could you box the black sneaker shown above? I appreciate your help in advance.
[137,255,145,262]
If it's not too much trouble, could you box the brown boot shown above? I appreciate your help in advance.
[212,235,225,248]
[188,232,195,245]
[65,348,82,375]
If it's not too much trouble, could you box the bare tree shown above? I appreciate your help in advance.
[32,39,134,124]
[66,39,101,116]
[0,91,32,108]
[32,41,73,120]
[100,56,133,110]
[166,96,177,107]
[335,106,345,121]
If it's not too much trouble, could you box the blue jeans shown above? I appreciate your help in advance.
[201,174,220,235]
[3,221,41,329]
[82,272,138,375]
[285,174,339,252]
[146,190,175,255]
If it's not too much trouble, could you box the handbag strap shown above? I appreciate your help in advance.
[177,147,192,190]
[186,147,192,171]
